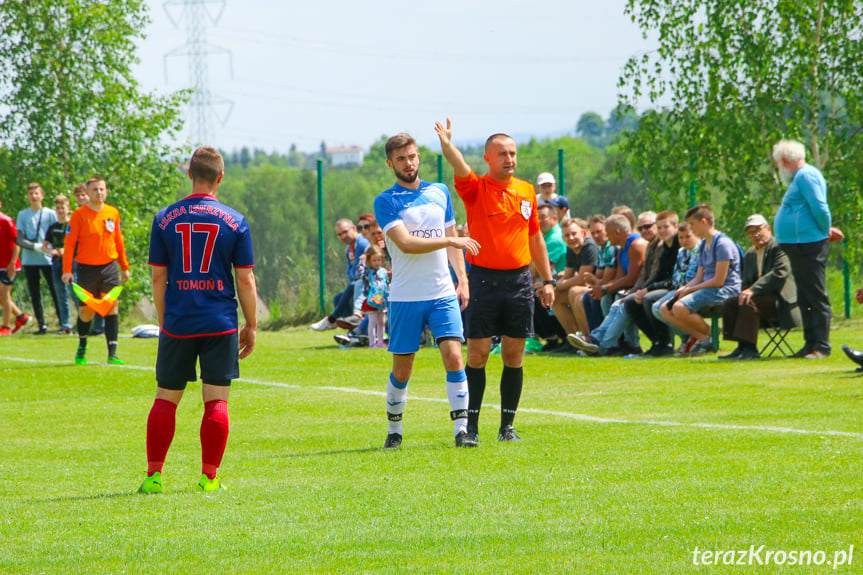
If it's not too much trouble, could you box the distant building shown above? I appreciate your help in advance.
[327,146,364,167]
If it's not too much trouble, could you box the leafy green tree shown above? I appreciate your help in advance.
[619,0,863,255]
[0,0,187,308]
[576,112,607,149]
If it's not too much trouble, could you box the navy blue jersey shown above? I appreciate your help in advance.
[149,194,254,337]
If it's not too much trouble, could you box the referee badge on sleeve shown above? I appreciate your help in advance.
[520,200,532,220]
[105,219,115,232]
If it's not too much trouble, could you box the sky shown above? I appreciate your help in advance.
[134,0,655,154]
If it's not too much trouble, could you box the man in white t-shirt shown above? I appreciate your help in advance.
[373,133,480,449]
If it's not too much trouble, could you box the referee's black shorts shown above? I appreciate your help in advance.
[156,331,239,390]
[76,261,120,297]
[464,265,535,339]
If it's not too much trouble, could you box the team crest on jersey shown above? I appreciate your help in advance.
[520,200,532,220]
[105,218,115,233]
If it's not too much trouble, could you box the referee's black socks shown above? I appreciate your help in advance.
[105,315,119,357]
[77,317,91,348]
[465,365,486,430]
[500,365,523,429]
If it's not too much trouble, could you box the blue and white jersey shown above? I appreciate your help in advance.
[374,180,456,302]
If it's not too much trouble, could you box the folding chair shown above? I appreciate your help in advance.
[759,321,794,358]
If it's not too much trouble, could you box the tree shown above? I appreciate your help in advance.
[0,0,187,306]
[618,0,863,257]
[576,112,607,148]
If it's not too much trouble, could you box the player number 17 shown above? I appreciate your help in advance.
[175,223,220,273]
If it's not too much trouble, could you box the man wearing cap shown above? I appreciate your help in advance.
[719,215,800,360]
[536,172,559,206]
[547,195,570,221]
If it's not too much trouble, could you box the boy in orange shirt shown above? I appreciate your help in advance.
[62,176,131,364]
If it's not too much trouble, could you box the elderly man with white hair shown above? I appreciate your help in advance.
[772,139,842,359]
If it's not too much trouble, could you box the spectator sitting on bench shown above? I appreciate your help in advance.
[719,215,800,360]
[659,204,741,357]
[568,213,647,353]
[549,218,598,352]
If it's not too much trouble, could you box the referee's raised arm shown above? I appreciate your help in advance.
[435,118,471,178]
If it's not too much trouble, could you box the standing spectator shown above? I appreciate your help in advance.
[61,176,131,365]
[140,146,257,494]
[535,172,559,206]
[359,245,389,349]
[0,198,29,335]
[44,194,74,334]
[310,219,370,331]
[436,118,555,444]
[772,140,839,359]
[374,132,479,448]
[720,215,800,360]
[659,204,741,356]
[72,183,104,335]
[16,183,59,334]
[537,204,566,275]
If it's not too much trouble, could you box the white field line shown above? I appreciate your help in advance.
[3,355,862,440]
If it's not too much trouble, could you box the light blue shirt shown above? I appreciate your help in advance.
[16,207,57,266]
[773,163,830,244]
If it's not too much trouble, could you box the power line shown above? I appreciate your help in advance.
[163,0,234,145]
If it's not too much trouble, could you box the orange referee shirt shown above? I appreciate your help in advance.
[62,204,130,274]
[454,170,540,270]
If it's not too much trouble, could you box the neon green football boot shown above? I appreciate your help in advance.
[107,355,125,365]
[196,474,225,492]
[138,471,163,494]
[74,345,87,365]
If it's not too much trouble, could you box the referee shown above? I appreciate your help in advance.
[435,118,555,444]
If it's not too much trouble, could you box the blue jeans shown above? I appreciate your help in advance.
[590,296,640,353]
[51,259,72,329]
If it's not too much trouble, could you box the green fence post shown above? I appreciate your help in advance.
[437,154,444,184]
[317,159,325,317]
[557,149,565,197]
[844,238,851,319]
[688,157,697,207]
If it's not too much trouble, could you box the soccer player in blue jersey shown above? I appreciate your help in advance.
[374,133,481,449]
[139,146,258,493]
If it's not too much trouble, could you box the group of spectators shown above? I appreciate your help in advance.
[1,178,129,365]
[313,138,844,363]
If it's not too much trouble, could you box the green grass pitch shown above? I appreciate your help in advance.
[1,325,861,574]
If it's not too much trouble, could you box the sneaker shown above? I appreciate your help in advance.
[311,316,337,331]
[0,326,12,336]
[34,325,48,335]
[55,327,73,335]
[197,474,225,492]
[75,345,87,365]
[138,471,163,494]
[334,333,351,346]
[384,433,402,449]
[803,350,830,359]
[498,425,521,442]
[455,430,478,448]
[12,313,31,334]
[107,355,126,365]
[352,334,369,348]
[689,338,713,356]
[567,332,599,355]
[336,313,362,330]
[677,337,699,357]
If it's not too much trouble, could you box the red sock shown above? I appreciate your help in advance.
[146,399,178,475]
[200,400,229,479]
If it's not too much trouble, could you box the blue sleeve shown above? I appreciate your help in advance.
[714,235,736,262]
[233,219,255,267]
[374,192,400,232]
[148,217,167,265]
[798,169,831,235]
[442,184,456,228]
[356,235,370,257]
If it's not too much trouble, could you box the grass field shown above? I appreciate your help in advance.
[2,324,862,574]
